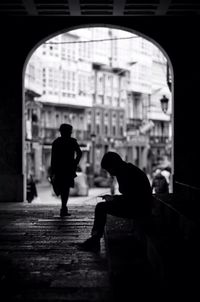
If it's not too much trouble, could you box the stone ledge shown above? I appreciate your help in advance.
[104,198,200,301]
[104,215,158,301]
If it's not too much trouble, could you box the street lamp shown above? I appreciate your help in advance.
[160,95,169,114]
[160,94,170,141]
[160,94,171,138]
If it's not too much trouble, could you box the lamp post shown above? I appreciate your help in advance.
[160,94,172,141]
[91,133,96,180]
[160,94,172,191]
[160,94,170,141]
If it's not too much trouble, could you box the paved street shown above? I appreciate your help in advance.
[0,184,157,301]
[0,182,165,302]
[0,195,112,301]
[35,182,110,207]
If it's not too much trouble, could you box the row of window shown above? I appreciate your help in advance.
[150,121,169,137]
[41,109,124,137]
[87,109,124,120]
[42,90,76,98]
[94,95,125,107]
[39,28,162,66]
[42,69,129,94]
[87,123,124,137]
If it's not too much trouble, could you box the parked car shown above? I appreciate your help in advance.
[70,169,89,196]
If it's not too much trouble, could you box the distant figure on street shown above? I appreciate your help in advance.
[161,167,171,187]
[78,152,153,252]
[50,124,82,217]
[26,173,38,203]
[152,169,169,194]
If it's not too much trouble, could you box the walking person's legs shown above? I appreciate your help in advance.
[60,186,71,216]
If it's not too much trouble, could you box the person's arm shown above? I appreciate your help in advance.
[101,194,123,202]
[74,141,82,166]
[50,142,56,176]
[151,179,155,191]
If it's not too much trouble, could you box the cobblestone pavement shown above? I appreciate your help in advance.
[0,202,112,302]
[36,183,110,206]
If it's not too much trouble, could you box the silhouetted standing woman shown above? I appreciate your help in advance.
[51,124,82,217]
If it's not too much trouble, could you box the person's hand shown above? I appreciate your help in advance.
[100,194,114,202]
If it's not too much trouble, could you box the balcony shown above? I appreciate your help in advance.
[25,123,40,142]
[41,128,91,145]
[150,136,169,145]
[126,119,142,131]
[41,128,58,144]
[32,123,39,141]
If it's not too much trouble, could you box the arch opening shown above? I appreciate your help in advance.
[23,24,173,203]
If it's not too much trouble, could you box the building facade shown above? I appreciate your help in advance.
[24,52,43,181]
[25,27,171,182]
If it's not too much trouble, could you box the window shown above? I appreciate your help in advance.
[56,114,60,127]
[105,125,108,135]
[113,126,116,136]
[87,123,91,133]
[96,124,100,135]
[114,97,118,107]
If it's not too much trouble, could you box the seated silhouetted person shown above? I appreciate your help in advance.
[50,124,82,217]
[78,152,153,252]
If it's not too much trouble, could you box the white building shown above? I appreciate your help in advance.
[24,53,43,180]
[25,26,172,179]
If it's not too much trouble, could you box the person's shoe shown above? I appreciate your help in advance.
[60,208,71,217]
[77,237,100,252]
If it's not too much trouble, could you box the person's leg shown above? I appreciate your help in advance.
[91,200,131,238]
[78,200,129,252]
[60,186,70,216]
[78,201,110,251]
[91,202,107,239]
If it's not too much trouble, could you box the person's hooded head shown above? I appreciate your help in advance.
[59,123,72,138]
[101,152,123,176]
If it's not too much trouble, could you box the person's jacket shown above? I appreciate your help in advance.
[115,162,152,213]
[51,136,82,177]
